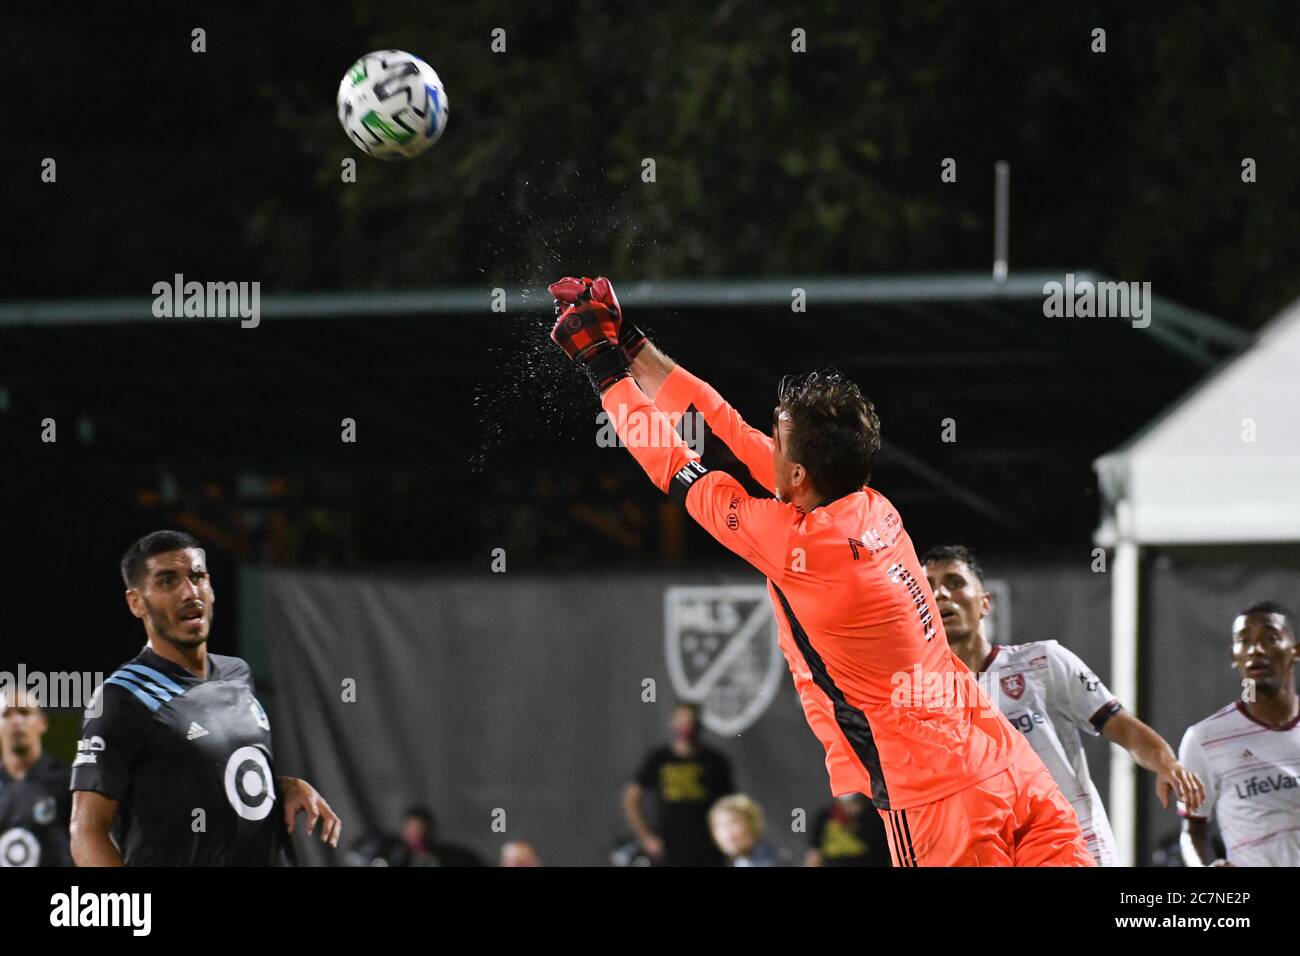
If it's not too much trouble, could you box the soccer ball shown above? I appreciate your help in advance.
[337,50,449,160]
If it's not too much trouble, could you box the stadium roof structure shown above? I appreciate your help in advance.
[1094,296,1300,546]
[1,272,1250,564]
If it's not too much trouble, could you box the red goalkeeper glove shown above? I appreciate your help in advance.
[548,276,648,360]
[549,279,630,393]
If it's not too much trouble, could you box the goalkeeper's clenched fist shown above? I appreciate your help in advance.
[548,276,648,393]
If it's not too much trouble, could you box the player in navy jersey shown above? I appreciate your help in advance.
[0,689,73,866]
[69,530,341,866]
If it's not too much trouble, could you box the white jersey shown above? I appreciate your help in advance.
[977,640,1122,866]
[1177,701,1300,867]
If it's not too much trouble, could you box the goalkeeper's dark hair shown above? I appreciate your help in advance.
[921,544,986,585]
[777,369,881,501]
[120,529,201,588]
[1238,600,1296,636]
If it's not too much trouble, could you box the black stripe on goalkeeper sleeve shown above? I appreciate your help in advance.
[669,460,709,505]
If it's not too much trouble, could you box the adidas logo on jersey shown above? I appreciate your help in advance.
[185,722,209,740]
[1242,749,1255,759]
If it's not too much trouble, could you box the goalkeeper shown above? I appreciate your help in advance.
[548,276,1093,867]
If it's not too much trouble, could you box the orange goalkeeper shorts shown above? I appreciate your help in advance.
[878,740,1095,867]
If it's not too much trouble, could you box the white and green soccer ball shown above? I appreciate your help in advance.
[337,50,449,160]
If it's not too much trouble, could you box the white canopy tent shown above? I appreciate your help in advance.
[1094,297,1300,864]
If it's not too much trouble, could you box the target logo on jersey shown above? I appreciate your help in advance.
[0,828,41,867]
[224,746,276,821]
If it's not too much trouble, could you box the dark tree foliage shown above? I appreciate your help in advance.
[3,0,1298,327]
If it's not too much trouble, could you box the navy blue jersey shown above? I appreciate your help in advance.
[71,647,292,866]
[0,753,73,866]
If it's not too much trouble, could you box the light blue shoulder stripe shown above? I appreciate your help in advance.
[104,676,162,712]
[110,670,174,705]
[121,663,185,695]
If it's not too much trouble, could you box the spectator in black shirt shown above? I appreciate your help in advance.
[624,702,735,866]
[805,793,892,867]
[348,806,484,866]
[398,806,483,866]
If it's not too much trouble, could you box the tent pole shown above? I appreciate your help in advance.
[1110,533,1140,865]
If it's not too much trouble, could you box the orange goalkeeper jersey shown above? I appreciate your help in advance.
[604,368,1019,809]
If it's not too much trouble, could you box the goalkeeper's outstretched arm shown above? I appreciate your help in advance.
[628,341,778,495]
[600,376,793,581]
[547,273,776,493]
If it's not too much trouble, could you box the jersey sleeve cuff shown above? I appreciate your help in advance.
[600,374,642,412]
[1089,699,1122,732]
[70,779,125,801]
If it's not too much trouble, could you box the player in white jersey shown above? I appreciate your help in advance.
[923,545,1204,866]
[1178,601,1300,867]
